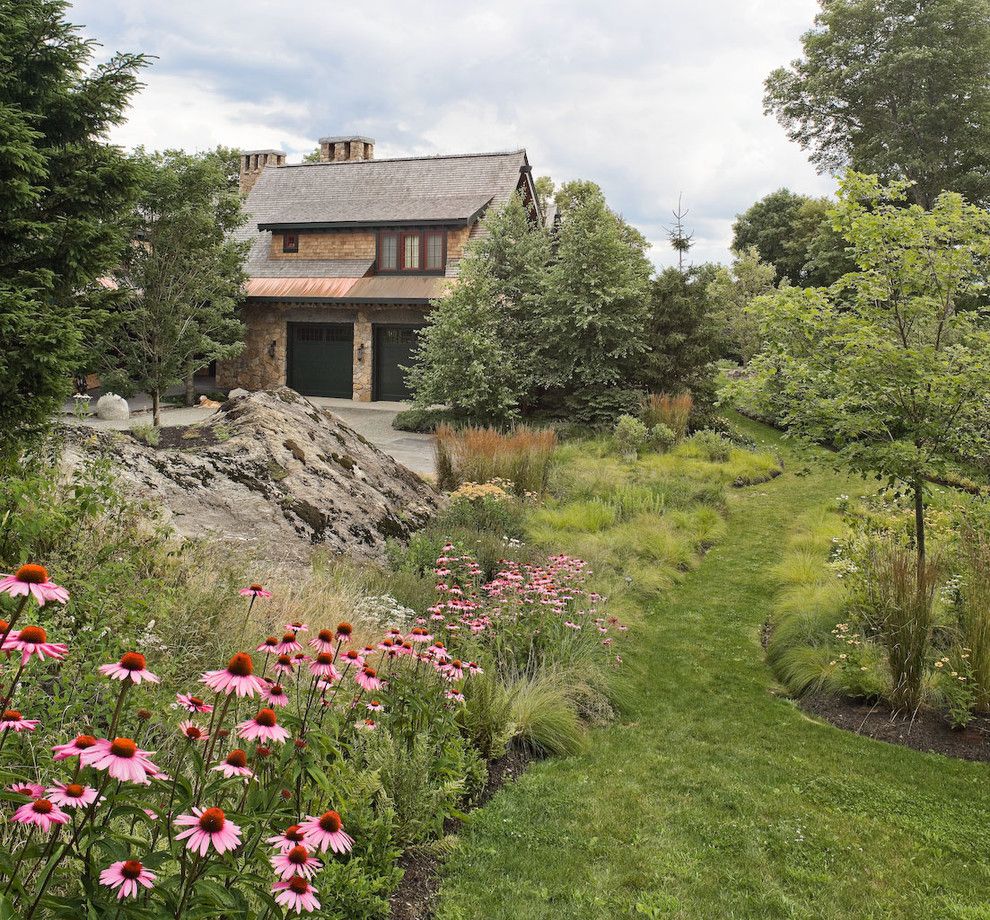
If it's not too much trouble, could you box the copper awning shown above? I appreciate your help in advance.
[245,275,452,303]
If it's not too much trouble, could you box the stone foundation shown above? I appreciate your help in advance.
[217,300,427,401]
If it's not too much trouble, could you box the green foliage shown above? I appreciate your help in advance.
[535,183,653,404]
[507,673,587,757]
[99,148,248,424]
[706,247,778,361]
[685,430,732,463]
[731,190,853,286]
[640,266,724,403]
[0,0,146,460]
[458,672,516,760]
[647,423,676,453]
[391,406,457,433]
[765,0,990,208]
[737,173,990,562]
[408,194,549,423]
[613,415,648,457]
[437,489,527,539]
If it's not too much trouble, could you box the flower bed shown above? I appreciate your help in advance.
[0,543,623,917]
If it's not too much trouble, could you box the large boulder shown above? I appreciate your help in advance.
[95,393,129,421]
[63,388,439,564]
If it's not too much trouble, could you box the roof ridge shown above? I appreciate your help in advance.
[278,149,526,169]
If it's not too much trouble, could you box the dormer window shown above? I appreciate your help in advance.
[283,232,299,253]
[377,229,446,274]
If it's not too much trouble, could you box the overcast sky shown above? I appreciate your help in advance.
[68,0,835,268]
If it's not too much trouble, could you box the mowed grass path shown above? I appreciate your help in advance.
[437,426,990,919]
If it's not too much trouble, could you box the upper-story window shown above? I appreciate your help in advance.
[282,232,299,253]
[378,229,446,274]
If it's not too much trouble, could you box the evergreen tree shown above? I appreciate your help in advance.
[0,0,146,460]
[100,149,247,425]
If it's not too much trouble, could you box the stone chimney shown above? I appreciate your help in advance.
[239,149,286,196]
[318,135,375,163]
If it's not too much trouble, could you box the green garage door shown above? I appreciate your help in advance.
[287,323,353,398]
[374,325,424,401]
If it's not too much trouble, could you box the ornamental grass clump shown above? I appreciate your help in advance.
[0,538,625,917]
[640,392,692,440]
[434,424,557,494]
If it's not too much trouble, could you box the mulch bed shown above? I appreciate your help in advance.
[800,695,990,762]
[388,747,534,920]
[128,425,221,450]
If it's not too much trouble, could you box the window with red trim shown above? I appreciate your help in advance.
[283,232,299,253]
[425,231,445,272]
[379,232,399,271]
[377,229,446,273]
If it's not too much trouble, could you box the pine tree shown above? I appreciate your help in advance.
[0,0,146,460]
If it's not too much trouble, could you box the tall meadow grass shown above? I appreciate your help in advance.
[434,424,557,493]
[640,392,693,440]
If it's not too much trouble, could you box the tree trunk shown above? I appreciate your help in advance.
[914,477,926,573]
[152,389,161,427]
[184,370,195,407]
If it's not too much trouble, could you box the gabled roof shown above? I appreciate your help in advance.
[238,148,534,301]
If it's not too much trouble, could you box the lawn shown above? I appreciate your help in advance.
[436,418,990,919]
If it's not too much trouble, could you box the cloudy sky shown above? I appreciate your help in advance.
[68,0,835,268]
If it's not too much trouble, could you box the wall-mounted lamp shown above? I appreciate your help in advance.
[267,340,276,359]
[357,343,366,364]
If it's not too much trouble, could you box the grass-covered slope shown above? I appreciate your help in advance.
[436,422,990,919]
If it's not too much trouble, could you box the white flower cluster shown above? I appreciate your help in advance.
[352,594,416,630]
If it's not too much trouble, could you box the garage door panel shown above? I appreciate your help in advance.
[288,323,353,398]
[374,325,423,401]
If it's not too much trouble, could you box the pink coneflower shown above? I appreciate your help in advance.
[262,683,290,707]
[178,721,209,742]
[335,622,353,643]
[355,667,382,692]
[53,733,98,761]
[99,859,156,899]
[201,653,265,698]
[212,749,254,779]
[257,636,280,655]
[174,806,242,856]
[440,659,465,682]
[466,661,483,675]
[271,844,322,880]
[309,652,340,681]
[0,564,69,606]
[0,709,39,732]
[98,651,160,684]
[339,648,364,668]
[275,632,302,655]
[285,620,309,633]
[237,708,289,744]
[176,693,213,714]
[300,810,353,854]
[3,625,67,666]
[273,876,321,914]
[564,620,581,630]
[354,718,377,731]
[267,823,306,852]
[10,782,44,798]
[12,798,70,832]
[46,782,99,809]
[408,626,432,644]
[81,737,160,784]
[309,629,336,654]
[366,700,383,712]
[445,690,465,703]
[273,654,295,676]
[240,583,272,599]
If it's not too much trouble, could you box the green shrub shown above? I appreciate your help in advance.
[647,423,676,453]
[613,415,648,458]
[458,672,515,760]
[437,486,527,538]
[686,430,732,463]
[132,422,160,446]
[392,407,456,433]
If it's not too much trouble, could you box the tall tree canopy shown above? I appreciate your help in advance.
[732,189,852,286]
[739,174,990,565]
[0,0,146,460]
[100,149,247,424]
[765,0,990,207]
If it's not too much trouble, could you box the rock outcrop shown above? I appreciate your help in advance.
[63,388,439,563]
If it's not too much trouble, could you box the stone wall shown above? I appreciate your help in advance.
[270,230,376,260]
[216,301,428,402]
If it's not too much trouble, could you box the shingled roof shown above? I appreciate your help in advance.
[238,149,532,295]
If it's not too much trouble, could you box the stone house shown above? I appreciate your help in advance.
[216,136,541,402]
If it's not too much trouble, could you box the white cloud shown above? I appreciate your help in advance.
[69,0,833,266]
